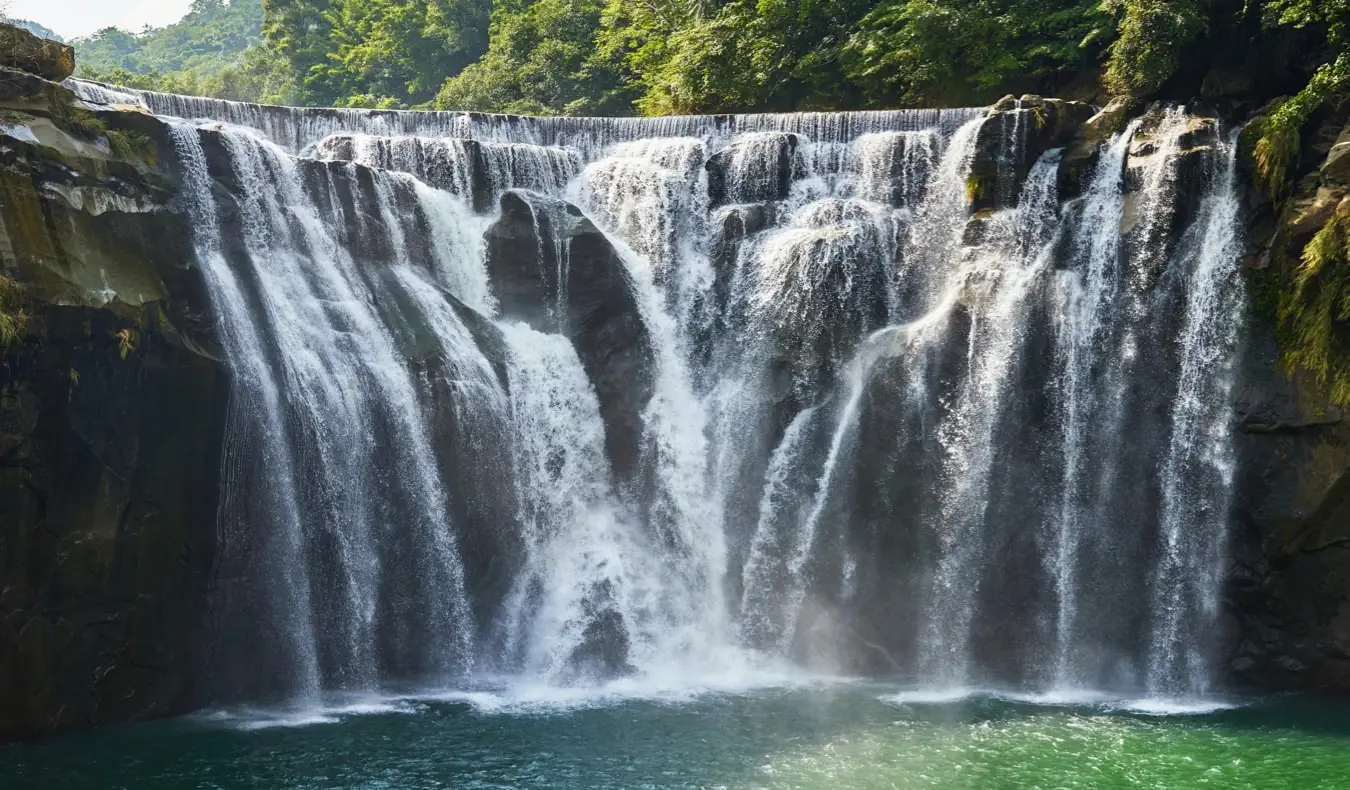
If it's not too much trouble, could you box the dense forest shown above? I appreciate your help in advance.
[63,1,1344,116]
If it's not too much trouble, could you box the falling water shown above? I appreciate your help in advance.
[119,81,1248,708]
[920,149,1065,685]
[1047,123,1139,688]
[1147,131,1245,696]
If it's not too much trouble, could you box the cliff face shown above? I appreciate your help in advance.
[1228,106,1350,691]
[0,32,228,740]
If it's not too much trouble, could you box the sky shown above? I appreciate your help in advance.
[6,0,193,40]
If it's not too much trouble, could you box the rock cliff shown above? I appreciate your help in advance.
[0,32,227,740]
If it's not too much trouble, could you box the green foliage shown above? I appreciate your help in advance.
[1245,53,1350,202]
[1278,210,1350,405]
[75,0,264,79]
[0,274,27,348]
[45,91,109,140]
[114,328,137,360]
[105,129,158,164]
[265,0,490,108]
[55,0,1350,121]
[1102,0,1206,98]
[844,0,1110,106]
[435,0,629,115]
[594,0,759,115]
[1264,0,1350,47]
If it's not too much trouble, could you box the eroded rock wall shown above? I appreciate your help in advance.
[0,43,228,740]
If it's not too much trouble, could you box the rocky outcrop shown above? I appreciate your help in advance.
[484,190,655,483]
[706,132,800,207]
[969,95,1095,210]
[0,44,228,740]
[1227,108,1350,693]
[0,24,74,82]
[1058,97,1137,198]
[1123,111,1220,236]
[1229,328,1350,690]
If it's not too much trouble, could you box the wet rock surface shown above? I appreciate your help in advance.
[706,132,800,207]
[484,190,655,483]
[0,55,227,740]
[970,96,1095,210]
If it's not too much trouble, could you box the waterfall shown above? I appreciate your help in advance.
[1147,130,1245,696]
[168,122,324,704]
[920,149,1065,685]
[168,122,485,701]
[135,85,1247,706]
[497,323,647,680]
[1047,123,1139,687]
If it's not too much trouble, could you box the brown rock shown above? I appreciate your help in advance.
[0,23,75,82]
[1321,124,1350,189]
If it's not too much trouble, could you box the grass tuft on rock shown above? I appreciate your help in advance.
[0,274,28,347]
[1278,209,1350,405]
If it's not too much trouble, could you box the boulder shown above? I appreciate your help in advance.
[706,132,800,207]
[1120,112,1220,256]
[1321,123,1350,189]
[969,95,1095,210]
[561,581,635,680]
[484,190,655,483]
[1058,97,1138,198]
[0,23,75,82]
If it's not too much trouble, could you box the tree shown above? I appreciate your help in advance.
[844,0,1109,106]
[435,0,631,115]
[1101,0,1207,98]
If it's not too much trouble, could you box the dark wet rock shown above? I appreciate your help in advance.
[1228,327,1350,692]
[0,66,50,101]
[702,202,776,357]
[961,209,1002,247]
[564,583,635,680]
[706,132,800,207]
[0,23,74,82]
[314,135,581,213]
[315,135,496,211]
[484,190,655,483]
[1119,111,1221,272]
[970,96,1095,211]
[0,98,227,740]
[1059,97,1138,199]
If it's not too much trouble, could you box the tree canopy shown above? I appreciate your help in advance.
[53,0,1347,117]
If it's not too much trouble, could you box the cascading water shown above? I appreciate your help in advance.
[112,79,1247,709]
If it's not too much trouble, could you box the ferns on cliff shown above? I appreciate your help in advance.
[1279,210,1350,406]
[1245,53,1350,203]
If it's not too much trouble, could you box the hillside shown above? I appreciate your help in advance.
[73,0,263,97]
[1,18,63,42]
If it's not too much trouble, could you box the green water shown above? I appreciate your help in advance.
[5,685,1350,789]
